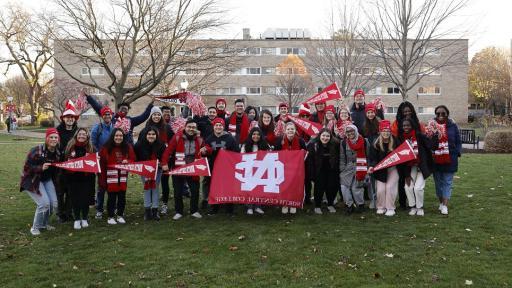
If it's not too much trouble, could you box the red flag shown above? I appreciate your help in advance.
[288,115,323,137]
[305,82,342,104]
[166,158,211,177]
[209,150,305,208]
[373,140,417,172]
[109,160,158,180]
[51,153,101,173]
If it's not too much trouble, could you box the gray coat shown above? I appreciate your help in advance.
[339,138,369,187]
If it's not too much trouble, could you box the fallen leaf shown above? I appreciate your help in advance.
[490,188,495,190]
[306,232,311,238]
[465,228,472,232]
[277,238,282,242]
[261,255,268,260]
[467,194,473,198]
[72,265,78,270]
[453,175,461,179]
[432,274,440,282]
[176,237,183,241]
[374,272,381,279]
[384,253,394,258]
[68,233,73,237]
[229,245,238,251]
[465,280,473,285]
[238,235,246,241]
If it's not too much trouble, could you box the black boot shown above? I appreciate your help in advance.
[144,208,151,221]
[151,208,160,221]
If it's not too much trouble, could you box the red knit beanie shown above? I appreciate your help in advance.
[365,103,376,114]
[379,120,391,132]
[212,117,225,127]
[45,128,60,141]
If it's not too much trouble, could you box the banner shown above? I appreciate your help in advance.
[288,115,323,137]
[51,153,101,173]
[166,158,211,177]
[373,140,417,172]
[209,150,305,208]
[305,82,342,104]
[109,160,158,180]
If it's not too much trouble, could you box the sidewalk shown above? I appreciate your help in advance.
[0,129,45,139]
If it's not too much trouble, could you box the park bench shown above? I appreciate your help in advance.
[459,129,480,149]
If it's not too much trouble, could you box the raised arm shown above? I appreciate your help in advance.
[130,101,154,127]
[86,94,103,116]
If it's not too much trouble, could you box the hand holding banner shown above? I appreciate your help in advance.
[109,160,158,180]
[304,82,342,104]
[51,153,101,173]
[373,140,417,172]
[166,158,211,177]
[288,115,323,137]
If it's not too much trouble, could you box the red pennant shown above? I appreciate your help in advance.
[304,82,342,104]
[166,158,211,177]
[373,140,417,172]
[209,150,305,208]
[109,160,159,180]
[51,153,101,173]
[288,115,323,137]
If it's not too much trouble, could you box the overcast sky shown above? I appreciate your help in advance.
[1,0,511,80]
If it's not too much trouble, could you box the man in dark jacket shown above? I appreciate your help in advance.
[194,106,217,140]
[203,117,239,214]
[350,89,384,134]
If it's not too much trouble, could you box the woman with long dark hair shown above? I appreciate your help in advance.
[99,128,136,225]
[64,128,96,230]
[257,109,277,147]
[135,127,166,220]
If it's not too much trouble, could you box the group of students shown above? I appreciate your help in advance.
[20,89,462,235]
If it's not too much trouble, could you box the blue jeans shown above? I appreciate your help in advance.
[96,186,106,213]
[433,171,454,199]
[142,170,162,208]
[26,180,58,229]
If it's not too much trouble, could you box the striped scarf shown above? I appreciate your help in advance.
[346,135,367,181]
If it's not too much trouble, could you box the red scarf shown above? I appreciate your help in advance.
[281,136,301,150]
[315,111,325,124]
[228,113,249,143]
[433,121,451,164]
[403,130,420,166]
[174,132,202,167]
[346,135,367,181]
[261,124,277,145]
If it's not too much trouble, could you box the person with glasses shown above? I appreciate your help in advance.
[431,105,461,215]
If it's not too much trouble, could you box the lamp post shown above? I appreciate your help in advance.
[180,79,190,118]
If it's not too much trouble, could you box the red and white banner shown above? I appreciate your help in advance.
[51,153,101,173]
[209,150,305,208]
[109,160,158,180]
[166,158,211,177]
[305,82,342,104]
[288,115,323,137]
[373,140,417,172]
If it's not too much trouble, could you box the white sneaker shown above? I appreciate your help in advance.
[95,212,103,219]
[81,220,89,228]
[30,227,41,236]
[441,205,448,215]
[314,208,323,215]
[255,208,264,214]
[409,208,417,216]
[289,207,297,214]
[327,206,336,213]
[172,213,183,220]
[376,208,386,215]
[416,208,424,216]
[191,212,202,219]
[369,201,376,209]
[438,203,443,211]
[161,204,168,215]
[281,207,289,214]
[73,220,82,230]
[116,216,126,224]
[385,209,395,216]
[107,218,117,225]
[246,209,254,215]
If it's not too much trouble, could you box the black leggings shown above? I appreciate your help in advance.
[172,176,199,215]
[161,174,170,204]
[69,180,94,220]
[313,170,338,208]
[107,191,126,218]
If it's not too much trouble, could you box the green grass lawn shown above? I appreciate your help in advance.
[0,134,511,287]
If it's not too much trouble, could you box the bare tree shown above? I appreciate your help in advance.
[275,54,314,108]
[3,75,31,115]
[0,4,53,124]
[51,0,237,108]
[365,0,468,101]
[306,1,377,99]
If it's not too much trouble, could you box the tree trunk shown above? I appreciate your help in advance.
[28,86,37,125]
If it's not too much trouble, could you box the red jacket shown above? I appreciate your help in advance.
[99,145,136,192]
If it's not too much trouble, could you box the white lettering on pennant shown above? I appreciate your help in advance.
[234,153,284,193]
[84,160,96,167]
[144,165,155,172]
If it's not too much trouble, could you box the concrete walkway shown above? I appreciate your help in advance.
[0,129,45,139]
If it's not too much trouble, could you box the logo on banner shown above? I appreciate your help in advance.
[144,165,155,172]
[398,149,410,156]
[235,153,284,193]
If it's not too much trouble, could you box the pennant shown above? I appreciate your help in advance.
[166,158,211,177]
[288,114,323,137]
[305,82,342,104]
[51,153,101,173]
[373,140,417,172]
[109,160,158,180]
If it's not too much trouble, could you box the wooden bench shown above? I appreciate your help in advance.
[459,129,480,149]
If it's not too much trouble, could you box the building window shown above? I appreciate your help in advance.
[246,47,261,55]
[216,88,237,95]
[262,86,276,94]
[247,87,261,95]
[354,67,371,75]
[417,107,435,114]
[81,67,105,76]
[261,47,276,55]
[246,67,261,75]
[367,87,382,95]
[418,86,441,95]
[261,67,276,75]
[385,87,400,95]
[420,66,441,75]
[386,107,398,114]
[279,47,306,55]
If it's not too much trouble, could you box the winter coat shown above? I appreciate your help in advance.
[306,140,340,181]
[368,137,398,182]
[350,103,384,134]
[195,115,214,140]
[433,119,462,173]
[397,133,437,180]
[56,122,78,153]
[339,138,370,187]
[91,122,114,152]
[20,144,62,194]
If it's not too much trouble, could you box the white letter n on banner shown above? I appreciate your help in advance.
[234,153,284,193]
